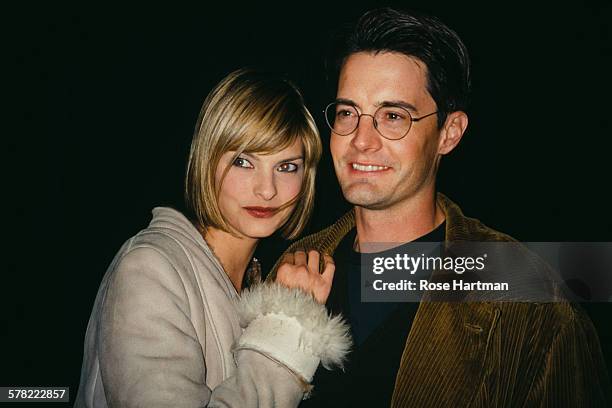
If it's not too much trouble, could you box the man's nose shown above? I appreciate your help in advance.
[350,114,383,152]
[253,171,278,201]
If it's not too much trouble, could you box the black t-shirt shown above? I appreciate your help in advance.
[302,222,445,408]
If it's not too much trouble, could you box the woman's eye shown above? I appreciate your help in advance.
[277,162,298,173]
[233,157,253,169]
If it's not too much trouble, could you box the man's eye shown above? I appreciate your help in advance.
[385,111,405,121]
[277,162,298,173]
[233,157,253,168]
[337,110,353,118]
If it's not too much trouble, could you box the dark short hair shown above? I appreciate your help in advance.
[327,8,471,127]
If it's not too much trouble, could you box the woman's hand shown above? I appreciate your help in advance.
[275,250,335,304]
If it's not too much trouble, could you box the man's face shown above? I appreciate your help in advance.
[330,51,442,211]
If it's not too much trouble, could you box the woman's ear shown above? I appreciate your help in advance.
[438,111,468,155]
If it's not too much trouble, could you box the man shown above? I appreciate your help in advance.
[270,8,610,407]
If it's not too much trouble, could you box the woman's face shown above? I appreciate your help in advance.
[214,138,304,240]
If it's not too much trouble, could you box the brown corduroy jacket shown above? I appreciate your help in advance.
[268,193,611,407]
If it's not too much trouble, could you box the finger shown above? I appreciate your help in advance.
[307,250,320,274]
[321,254,336,284]
[281,252,294,265]
[322,253,335,268]
[294,250,307,266]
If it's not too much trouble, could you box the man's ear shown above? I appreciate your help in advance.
[438,111,468,155]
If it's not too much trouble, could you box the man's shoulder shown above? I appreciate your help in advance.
[287,210,356,255]
[438,193,516,242]
[455,214,517,242]
[266,211,355,281]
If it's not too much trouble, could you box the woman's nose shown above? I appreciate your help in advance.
[253,171,277,201]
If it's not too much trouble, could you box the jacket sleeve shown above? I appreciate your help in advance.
[98,247,350,407]
[526,307,611,407]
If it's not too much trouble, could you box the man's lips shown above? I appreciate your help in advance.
[243,206,279,218]
[348,161,391,173]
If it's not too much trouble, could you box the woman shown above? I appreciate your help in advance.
[75,69,351,407]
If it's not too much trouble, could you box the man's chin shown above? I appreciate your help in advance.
[342,187,389,209]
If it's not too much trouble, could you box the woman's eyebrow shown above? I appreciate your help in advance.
[275,155,304,165]
[241,152,304,165]
[239,152,258,161]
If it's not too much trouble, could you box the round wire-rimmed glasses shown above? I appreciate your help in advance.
[323,102,438,140]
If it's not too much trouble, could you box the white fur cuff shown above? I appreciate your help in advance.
[235,283,352,383]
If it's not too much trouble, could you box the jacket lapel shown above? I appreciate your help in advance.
[391,300,499,407]
[391,193,500,407]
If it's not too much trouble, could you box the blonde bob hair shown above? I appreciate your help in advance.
[185,69,322,240]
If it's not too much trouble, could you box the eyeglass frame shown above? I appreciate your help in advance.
[323,101,438,141]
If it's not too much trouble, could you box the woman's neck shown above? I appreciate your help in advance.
[200,226,258,293]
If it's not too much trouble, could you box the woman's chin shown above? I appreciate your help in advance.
[238,224,283,240]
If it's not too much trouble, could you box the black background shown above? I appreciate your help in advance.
[5,0,612,402]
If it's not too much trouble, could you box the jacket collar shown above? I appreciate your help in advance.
[329,192,477,247]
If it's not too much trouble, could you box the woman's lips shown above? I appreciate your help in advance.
[243,206,278,218]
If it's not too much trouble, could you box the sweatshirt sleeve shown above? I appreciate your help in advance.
[97,247,351,408]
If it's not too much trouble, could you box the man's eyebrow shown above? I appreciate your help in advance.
[334,98,419,113]
[375,100,418,112]
[335,98,360,108]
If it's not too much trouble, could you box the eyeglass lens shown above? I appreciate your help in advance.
[325,103,412,140]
